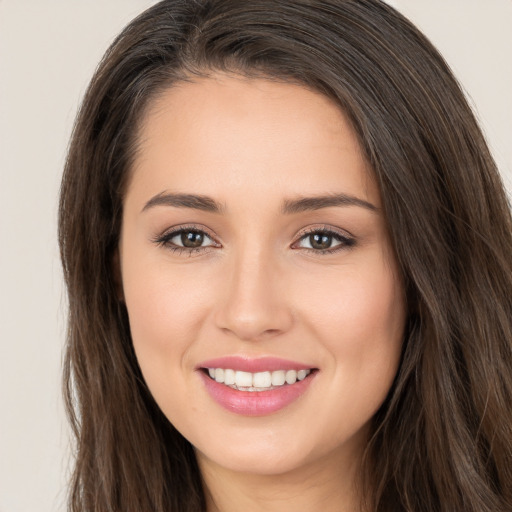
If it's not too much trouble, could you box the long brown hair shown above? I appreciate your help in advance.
[58,1,512,510]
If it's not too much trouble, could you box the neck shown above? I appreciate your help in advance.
[197,446,364,512]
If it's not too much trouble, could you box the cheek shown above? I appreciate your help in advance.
[121,268,216,433]
[126,271,203,348]
[301,252,405,399]
[286,259,404,456]
[304,258,403,339]
[120,244,215,398]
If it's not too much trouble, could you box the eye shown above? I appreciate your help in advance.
[170,229,213,248]
[153,226,219,254]
[294,228,355,253]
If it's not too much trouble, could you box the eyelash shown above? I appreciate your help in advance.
[293,226,356,254]
[152,224,219,256]
[152,224,356,256]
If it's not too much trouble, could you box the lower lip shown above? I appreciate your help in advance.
[198,370,316,416]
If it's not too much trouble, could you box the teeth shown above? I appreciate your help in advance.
[253,371,272,388]
[224,368,236,385]
[297,369,308,381]
[205,367,311,390]
[235,371,253,388]
[285,370,297,384]
[271,370,286,386]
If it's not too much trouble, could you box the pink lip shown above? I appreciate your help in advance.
[197,356,314,373]
[199,372,316,416]
[196,356,317,416]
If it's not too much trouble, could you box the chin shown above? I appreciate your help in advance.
[191,421,347,478]
[199,445,310,476]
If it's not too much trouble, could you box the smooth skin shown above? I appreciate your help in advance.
[119,74,406,512]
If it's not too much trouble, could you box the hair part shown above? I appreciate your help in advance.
[59,1,512,510]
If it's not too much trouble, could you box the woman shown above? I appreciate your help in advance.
[58,1,512,511]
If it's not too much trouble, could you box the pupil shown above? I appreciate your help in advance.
[181,231,204,248]
[310,233,332,250]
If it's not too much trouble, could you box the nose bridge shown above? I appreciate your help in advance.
[215,239,291,341]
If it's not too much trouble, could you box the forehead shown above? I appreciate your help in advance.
[128,73,379,211]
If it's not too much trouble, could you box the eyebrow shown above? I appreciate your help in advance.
[142,192,225,213]
[282,193,378,214]
[142,191,378,214]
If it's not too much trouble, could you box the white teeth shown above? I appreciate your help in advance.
[224,368,236,385]
[297,369,308,381]
[271,370,286,386]
[206,367,312,389]
[285,370,297,385]
[235,370,253,388]
[253,371,272,388]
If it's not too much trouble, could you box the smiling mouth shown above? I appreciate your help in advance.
[202,368,316,392]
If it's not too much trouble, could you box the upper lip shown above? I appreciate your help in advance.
[196,356,316,373]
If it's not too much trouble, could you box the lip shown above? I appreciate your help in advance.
[196,356,314,373]
[196,356,318,416]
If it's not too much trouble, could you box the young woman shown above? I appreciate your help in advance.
[58,1,512,511]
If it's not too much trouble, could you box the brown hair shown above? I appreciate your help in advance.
[58,1,512,510]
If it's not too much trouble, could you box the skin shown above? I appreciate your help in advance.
[119,74,406,512]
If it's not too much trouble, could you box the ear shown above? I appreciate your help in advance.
[112,248,125,302]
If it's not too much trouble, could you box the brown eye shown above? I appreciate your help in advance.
[163,229,216,250]
[309,233,333,250]
[295,229,354,252]
[181,231,204,248]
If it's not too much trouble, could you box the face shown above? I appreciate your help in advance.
[119,74,405,478]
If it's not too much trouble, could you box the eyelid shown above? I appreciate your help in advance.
[152,224,222,251]
[151,223,356,255]
[291,224,356,252]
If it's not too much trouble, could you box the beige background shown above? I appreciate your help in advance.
[0,1,510,511]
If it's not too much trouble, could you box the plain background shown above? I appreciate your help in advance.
[0,1,510,511]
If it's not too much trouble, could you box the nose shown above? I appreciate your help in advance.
[214,247,294,342]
